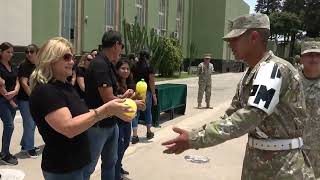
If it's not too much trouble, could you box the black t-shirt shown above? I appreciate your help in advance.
[85,54,118,127]
[75,66,86,99]
[132,60,154,91]
[17,60,35,100]
[29,81,90,173]
[0,62,18,98]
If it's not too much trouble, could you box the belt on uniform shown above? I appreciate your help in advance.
[248,137,303,151]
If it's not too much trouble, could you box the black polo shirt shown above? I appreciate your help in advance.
[132,60,154,91]
[29,81,90,173]
[17,60,35,100]
[85,53,118,127]
[75,66,86,99]
[0,62,18,98]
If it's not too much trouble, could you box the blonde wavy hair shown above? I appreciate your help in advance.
[30,37,73,90]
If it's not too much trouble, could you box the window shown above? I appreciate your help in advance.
[105,0,116,30]
[175,0,184,39]
[159,0,168,35]
[135,0,146,25]
[61,0,75,42]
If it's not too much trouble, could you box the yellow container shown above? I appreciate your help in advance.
[136,79,148,101]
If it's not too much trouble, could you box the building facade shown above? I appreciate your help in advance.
[0,0,249,60]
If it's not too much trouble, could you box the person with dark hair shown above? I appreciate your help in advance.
[162,14,315,179]
[17,44,39,158]
[75,53,93,99]
[0,42,20,165]
[84,30,137,180]
[91,49,98,59]
[114,58,141,180]
[29,37,132,180]
[131,49,157,144]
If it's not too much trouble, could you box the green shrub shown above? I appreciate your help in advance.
[158,38,183,77]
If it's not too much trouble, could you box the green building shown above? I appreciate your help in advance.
[1,0,249,60]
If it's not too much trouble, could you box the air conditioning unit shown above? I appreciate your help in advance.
[105,26,113,31]
[155,28,161,36]
[173,31,179,39]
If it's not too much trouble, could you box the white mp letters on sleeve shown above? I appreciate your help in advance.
[248,61,282,115]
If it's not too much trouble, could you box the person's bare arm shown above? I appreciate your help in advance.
[19,77,31,96]
[77,77,85,92]
[98,86,118,103]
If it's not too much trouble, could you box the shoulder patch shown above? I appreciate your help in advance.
[248,61,282,115]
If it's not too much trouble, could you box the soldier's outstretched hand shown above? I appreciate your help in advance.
[162,127,190,154]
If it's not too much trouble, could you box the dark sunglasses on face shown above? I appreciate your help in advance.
[117,42,124,50]
[87,58,93,61]
[63,53,75,62]
[25,50,35,54]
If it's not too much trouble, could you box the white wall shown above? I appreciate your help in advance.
[0,0,32,46]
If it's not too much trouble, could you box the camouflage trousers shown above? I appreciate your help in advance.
[305,149,320,179]
[241,145,315,180]
[197,81,211,105]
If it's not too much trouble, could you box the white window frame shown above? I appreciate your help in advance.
[60,0,75,42]
[159,0,168,35]
[175,0,184,40]
[135,0,146,25]
[105,0,116,31]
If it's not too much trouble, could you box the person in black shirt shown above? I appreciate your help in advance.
[114,58,145,180]
[84,30,136,180]
[131,49,157,144]
[29,37,132,180]
[17,44,39,158]
[75,53,93,99]
[0,42,20,165]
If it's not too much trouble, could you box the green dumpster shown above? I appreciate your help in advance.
[152,83,187,126]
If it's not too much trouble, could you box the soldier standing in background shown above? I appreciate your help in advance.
[197,54,214,109]
[300,40,320,179]
[162,13,315,179]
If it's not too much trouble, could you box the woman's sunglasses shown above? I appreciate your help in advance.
[25,50,35,54]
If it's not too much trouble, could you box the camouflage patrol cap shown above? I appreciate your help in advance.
[203,54,212,59]
[301,41,320,55]
[223,13,270,40]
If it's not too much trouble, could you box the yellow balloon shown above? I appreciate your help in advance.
[123,98,137,119]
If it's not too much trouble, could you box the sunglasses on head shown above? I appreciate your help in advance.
[63,53,75,62]
[25,50,35,54]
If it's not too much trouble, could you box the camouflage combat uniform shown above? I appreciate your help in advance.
[197,62,214,107]
[301,41,320,179]
[302,75,320,179]
[189,51,315,180]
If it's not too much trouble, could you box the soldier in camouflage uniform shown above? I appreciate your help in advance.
[162,13,315,180]
[300,41,320,179]
[197,54,215,109]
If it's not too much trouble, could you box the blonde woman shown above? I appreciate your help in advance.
[29,37,133,180]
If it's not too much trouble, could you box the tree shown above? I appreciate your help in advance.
[255,0,282,15]
[304,0,320,37]
[282,0,305,16]
[269,11,302,56]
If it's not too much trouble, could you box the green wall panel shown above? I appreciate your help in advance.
[32,0,60,47]
[191,0,226,59]
[83,0,105,52]
[122,0,136,24]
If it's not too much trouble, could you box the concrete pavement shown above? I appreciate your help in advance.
[0,72,245,180]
